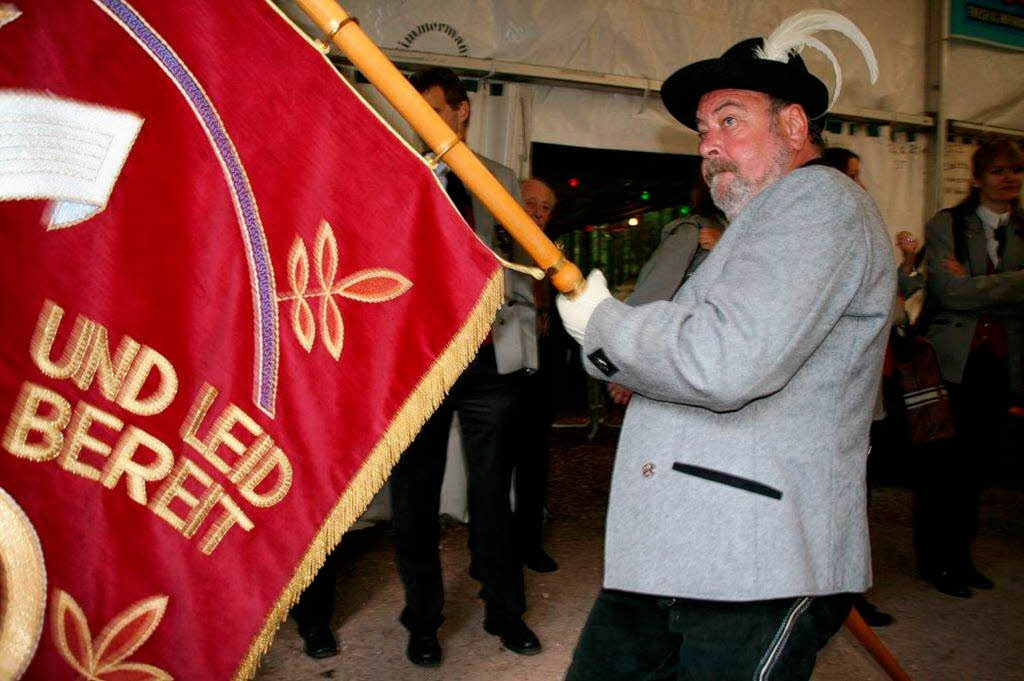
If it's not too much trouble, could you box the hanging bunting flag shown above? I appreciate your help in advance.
[0,1,502,678]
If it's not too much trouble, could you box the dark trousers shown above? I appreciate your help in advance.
[564,589,854,681]
[389,345,526,633]
[514,335,558,553]
[291,554,336,633]
[914,345,1009,575]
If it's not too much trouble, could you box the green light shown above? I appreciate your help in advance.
[679,206,691,216]
[640,190,650,201]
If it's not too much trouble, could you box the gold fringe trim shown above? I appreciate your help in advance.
[232,267,505,681]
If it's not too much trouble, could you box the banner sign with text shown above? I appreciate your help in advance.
[0,1,501,678]
[950,0,1024,50]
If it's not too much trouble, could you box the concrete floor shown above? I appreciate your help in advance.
[253,426,1024,681]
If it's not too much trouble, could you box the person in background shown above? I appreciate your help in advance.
[895,231,924,299]
[388,67,541,668]
[916,138,1024,598]
[823,146,864,187]
[514,177,560,573]
[821,146,894,627]
[290,555,340,658]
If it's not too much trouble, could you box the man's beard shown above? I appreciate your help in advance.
[703,139,792,219]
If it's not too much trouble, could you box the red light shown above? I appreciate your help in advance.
[568,177,580,188]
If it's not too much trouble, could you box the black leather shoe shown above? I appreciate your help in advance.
[523,550,558,573]
[299,625,338,659]
[484,619,542,655]
[853,596,893,627]
[962,567,994,590]
[933,570,972,598]
[406,632,442,667]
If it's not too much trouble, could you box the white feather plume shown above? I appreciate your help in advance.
[754,9,878,111]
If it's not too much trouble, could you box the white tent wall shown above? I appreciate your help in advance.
[946,42,1024,130]
[824,127,933,247]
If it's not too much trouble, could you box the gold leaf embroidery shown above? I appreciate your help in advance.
[333,268,412,303]
[94,595,168,673]
[320,294,344,361]
[52,589,95,678]
[287,238,315,352]
[51,590,173,681]
[293,298,315,353]
[287,237,309,299]
[314,219,338,293]
[276,219,413,362]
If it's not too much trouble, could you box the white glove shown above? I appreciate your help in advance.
[556,269,611,344]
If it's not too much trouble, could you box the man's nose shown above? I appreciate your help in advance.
[698,132,721,158]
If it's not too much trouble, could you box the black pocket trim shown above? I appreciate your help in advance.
[672,462,782,500]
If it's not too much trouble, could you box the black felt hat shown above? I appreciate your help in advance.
[660,37,829,131]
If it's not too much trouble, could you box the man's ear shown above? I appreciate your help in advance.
[456,100,470,125]
[775,103,810,151]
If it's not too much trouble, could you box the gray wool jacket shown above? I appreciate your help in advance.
[923,207,1024,391]
[472,155,537,374]
[581,166,895,601]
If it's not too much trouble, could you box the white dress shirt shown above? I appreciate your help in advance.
[976,204,1010,269]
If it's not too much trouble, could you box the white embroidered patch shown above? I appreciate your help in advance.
[0,4,21,28]
[0,91,143,229]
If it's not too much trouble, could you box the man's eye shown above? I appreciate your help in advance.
[723,116,736,127]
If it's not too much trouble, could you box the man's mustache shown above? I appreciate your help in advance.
[702,159,739,182]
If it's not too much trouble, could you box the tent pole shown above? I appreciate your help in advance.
[930,0,952,214]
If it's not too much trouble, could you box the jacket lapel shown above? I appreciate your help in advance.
[964,213,990,275]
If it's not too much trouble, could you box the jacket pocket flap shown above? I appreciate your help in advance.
[672,462,782,499]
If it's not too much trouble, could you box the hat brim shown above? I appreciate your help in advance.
[660,58,829,131]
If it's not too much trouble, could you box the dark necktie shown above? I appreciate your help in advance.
[444,171,473,225]
[994,221,1007,267]
[444,170,514,260]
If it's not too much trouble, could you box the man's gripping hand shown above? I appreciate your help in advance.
[556,269,611,344]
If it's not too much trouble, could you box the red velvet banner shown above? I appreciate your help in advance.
[0,1,501,679]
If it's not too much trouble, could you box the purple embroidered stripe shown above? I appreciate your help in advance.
[96,0,280,415]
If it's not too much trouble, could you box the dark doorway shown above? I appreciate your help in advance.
[530,143,701,239]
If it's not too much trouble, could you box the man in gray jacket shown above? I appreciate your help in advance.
[557,15,894,681]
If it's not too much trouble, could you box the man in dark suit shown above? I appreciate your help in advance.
[388,67,541,668]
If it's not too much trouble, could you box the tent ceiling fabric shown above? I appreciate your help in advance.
[280,0,930,119]
[531,86,698,156]
[947,42,1024,130]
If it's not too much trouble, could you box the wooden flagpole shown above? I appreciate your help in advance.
[844,609,914,681]
[294,0,583,296]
